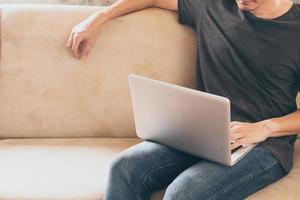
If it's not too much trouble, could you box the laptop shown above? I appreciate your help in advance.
[128,74,257,166]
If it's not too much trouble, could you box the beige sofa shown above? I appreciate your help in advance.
[0,4,299,200]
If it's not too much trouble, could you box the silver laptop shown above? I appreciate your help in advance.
[128,74,256,166]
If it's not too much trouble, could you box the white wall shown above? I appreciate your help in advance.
[0,0,299,5]
[0,0,117,5]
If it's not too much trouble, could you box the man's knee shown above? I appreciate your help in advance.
[108,151,137,180]
[108,141,169,177]
[107,146,159,198]
[164,175,201,200]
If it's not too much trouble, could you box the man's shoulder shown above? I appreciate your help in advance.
[293,3,300,16]
[205,0,237,12]
[286,3,300,23]
[181,0,236,13]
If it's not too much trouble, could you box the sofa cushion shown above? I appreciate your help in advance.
[0,138,140,200]
[0,138,299,200]
[247,140,300,200]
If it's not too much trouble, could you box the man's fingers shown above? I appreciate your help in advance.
[81,43,91,59]
[71,35,83,59]
[82,49,90,59]
[230,138,245,150]
[230,121,241,128]
[230,133,243,141]
[230,142,241,150]
[229,125,242,135]
[67,32,75,49]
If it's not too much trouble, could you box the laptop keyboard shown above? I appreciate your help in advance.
[231,145,242,154]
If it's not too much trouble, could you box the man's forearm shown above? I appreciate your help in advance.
[96,0,156,26]
[266,109,300,137]
[91,0,177,28]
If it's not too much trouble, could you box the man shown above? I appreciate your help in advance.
[67,0,300,199]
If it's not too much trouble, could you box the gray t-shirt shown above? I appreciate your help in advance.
[178,0,300,172]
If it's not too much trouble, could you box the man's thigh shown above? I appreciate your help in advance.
[112,141,199,195]
[164,146,287,200]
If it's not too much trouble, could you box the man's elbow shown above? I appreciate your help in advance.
[153,0,178,11]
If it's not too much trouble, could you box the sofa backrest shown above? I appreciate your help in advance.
[0,4,197,138]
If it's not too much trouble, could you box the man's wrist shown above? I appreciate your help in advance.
[94,12,109,27]
[263,118,281,137]
[87,12,108,31]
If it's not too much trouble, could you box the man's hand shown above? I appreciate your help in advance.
[67,13,103,59]
[229,120,272,150]
[66,0,178,59]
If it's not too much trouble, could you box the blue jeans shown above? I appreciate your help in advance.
[104,141,287,200]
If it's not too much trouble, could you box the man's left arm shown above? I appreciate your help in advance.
[230,109,300,150]
[268,109,300,137]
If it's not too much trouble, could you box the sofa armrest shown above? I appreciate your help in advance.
[296,93,300,139]
[297,93,300,108]
[0,4,197,138]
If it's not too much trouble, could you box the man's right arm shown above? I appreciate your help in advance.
[101,0,178,24]
[67,0,178,59]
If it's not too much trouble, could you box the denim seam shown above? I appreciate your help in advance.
[136,159,184,196]
[208,160,278,200]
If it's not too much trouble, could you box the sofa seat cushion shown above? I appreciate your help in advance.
[0,138,140,200]
[0,138,299,200]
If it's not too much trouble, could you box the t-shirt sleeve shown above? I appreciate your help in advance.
[178,0,199,27]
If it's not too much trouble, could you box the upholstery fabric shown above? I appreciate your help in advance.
[0,138,299,200]
[0,4,196,138]
[0,138,140,200]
